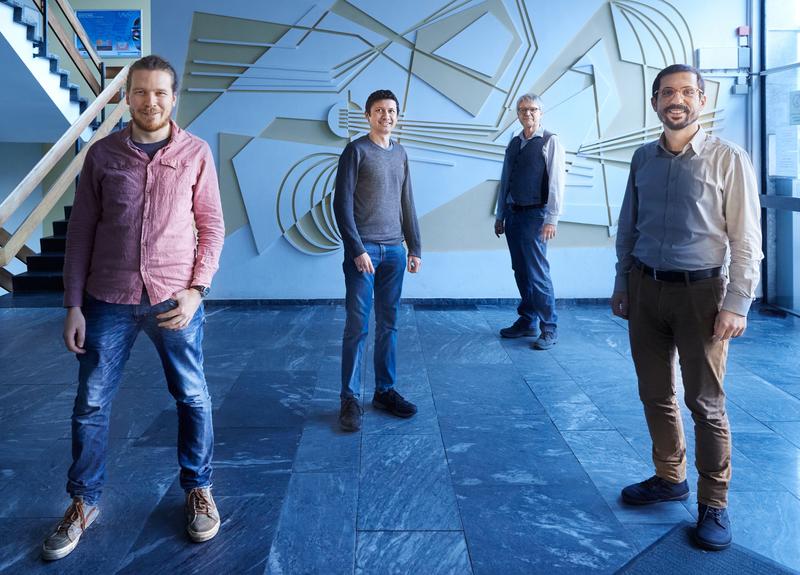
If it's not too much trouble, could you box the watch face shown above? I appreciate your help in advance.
[193,285,209,297]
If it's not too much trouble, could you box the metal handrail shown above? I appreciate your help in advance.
[31,0,105,95]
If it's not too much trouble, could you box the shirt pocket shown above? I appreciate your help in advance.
[101,162,144,207]
[678,160,715,204]
[158,158,196,192]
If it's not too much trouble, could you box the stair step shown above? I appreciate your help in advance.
[25,252,65,272]
[40,235,66,252]
[12,271,64,292]
[53,219,69,236]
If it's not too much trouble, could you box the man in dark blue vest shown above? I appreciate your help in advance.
[494,93,565,350]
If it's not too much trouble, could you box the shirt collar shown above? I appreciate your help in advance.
[519,125,544,141]
[124,119,185,149]
[657,125,707,156]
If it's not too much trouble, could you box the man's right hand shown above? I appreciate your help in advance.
[494,220,504,237]
[63,306,87,354]
[611,291,629,320]
[354,252,374,274]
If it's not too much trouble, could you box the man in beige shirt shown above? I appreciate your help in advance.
[611,64,762,551]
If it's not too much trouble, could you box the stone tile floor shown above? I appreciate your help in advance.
[0,301,798,574]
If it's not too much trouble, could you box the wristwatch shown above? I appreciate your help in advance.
[191,285,210,297]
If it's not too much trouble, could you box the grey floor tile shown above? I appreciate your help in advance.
[116,488,288,574]
[355,531,472,575]
[268,473,357,575]
[457,484,637,574]
[728,491,800,572]
[358,434,460,530]
[441,416,593,489]
[293,400,360,473]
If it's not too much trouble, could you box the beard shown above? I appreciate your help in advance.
[657,104,698,131]
[131,108,171,133]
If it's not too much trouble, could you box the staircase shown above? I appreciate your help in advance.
[0,0,92,142]
[11,204,70,291]
[0,0,129,296]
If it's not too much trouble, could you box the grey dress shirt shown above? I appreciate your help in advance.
[615,126,762,316]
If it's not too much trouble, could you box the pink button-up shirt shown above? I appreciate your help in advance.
[63,121,225,307]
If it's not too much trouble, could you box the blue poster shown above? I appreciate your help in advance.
[75,10,141,58]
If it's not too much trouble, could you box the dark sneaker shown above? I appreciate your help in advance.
[339,397,363,432]
[621,475,689,505]
[532,331,558,350]
[41,497,99,561]
[186,487,220,543]
[499,319,537,338]
[372,389,417,418]
[694,504,731,551]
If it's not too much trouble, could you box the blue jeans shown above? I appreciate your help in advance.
[67,292,213,505]
[505,209,558,332]
[341,242,406,399]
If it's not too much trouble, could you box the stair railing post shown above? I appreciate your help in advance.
[34,0,49,58]
[100,62,106,123]
[74,138,81,190]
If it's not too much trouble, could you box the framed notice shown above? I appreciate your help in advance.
[75,10,141,58]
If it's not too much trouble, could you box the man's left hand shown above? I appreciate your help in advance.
[408,256,422,274]
[540,224,556,242]
[712,309,746,342]
[157,289,202,330]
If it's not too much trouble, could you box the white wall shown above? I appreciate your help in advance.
[151,0,755,300]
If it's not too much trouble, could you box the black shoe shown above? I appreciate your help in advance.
[372,389,417,418]
[621,475,689,505]
[499,319,537,338]
[694,504,731,551]
[339,397,363,432]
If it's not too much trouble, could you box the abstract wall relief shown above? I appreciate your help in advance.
[177,0,723,256]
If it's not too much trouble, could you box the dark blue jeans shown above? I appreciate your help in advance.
[505,209,558,332]
[67,293,213,505]
[341,242,406,399]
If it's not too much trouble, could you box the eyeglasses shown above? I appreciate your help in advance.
[654,87,703,99]
[517,107,541,115]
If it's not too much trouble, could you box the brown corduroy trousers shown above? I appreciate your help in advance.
[628,268,731,508]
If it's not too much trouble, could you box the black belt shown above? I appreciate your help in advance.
[510,203,545,212]
[635,260,722,283]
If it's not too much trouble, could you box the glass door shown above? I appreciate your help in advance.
[762,0,800,314]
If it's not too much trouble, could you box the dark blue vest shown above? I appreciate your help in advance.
[507,131,551,206]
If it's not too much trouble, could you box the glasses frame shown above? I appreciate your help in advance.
[653,86,705,100]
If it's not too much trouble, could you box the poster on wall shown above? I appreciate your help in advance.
[75,10,141,58]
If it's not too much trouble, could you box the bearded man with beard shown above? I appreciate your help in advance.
[41,55,225,561]
[611,64,762,551]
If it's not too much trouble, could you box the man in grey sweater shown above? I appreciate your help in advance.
[333,89,422,432]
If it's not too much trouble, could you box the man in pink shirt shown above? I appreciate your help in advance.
[41,55,225,561]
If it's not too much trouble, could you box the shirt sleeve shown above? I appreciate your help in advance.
[544,135,566,226]
[721,148,763,315]
[190,142,225,288]
[333,143,365,259]
[401,153,421,258]
[63,146,101,307]
[495,142,512,222]
[614,148,641,293]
